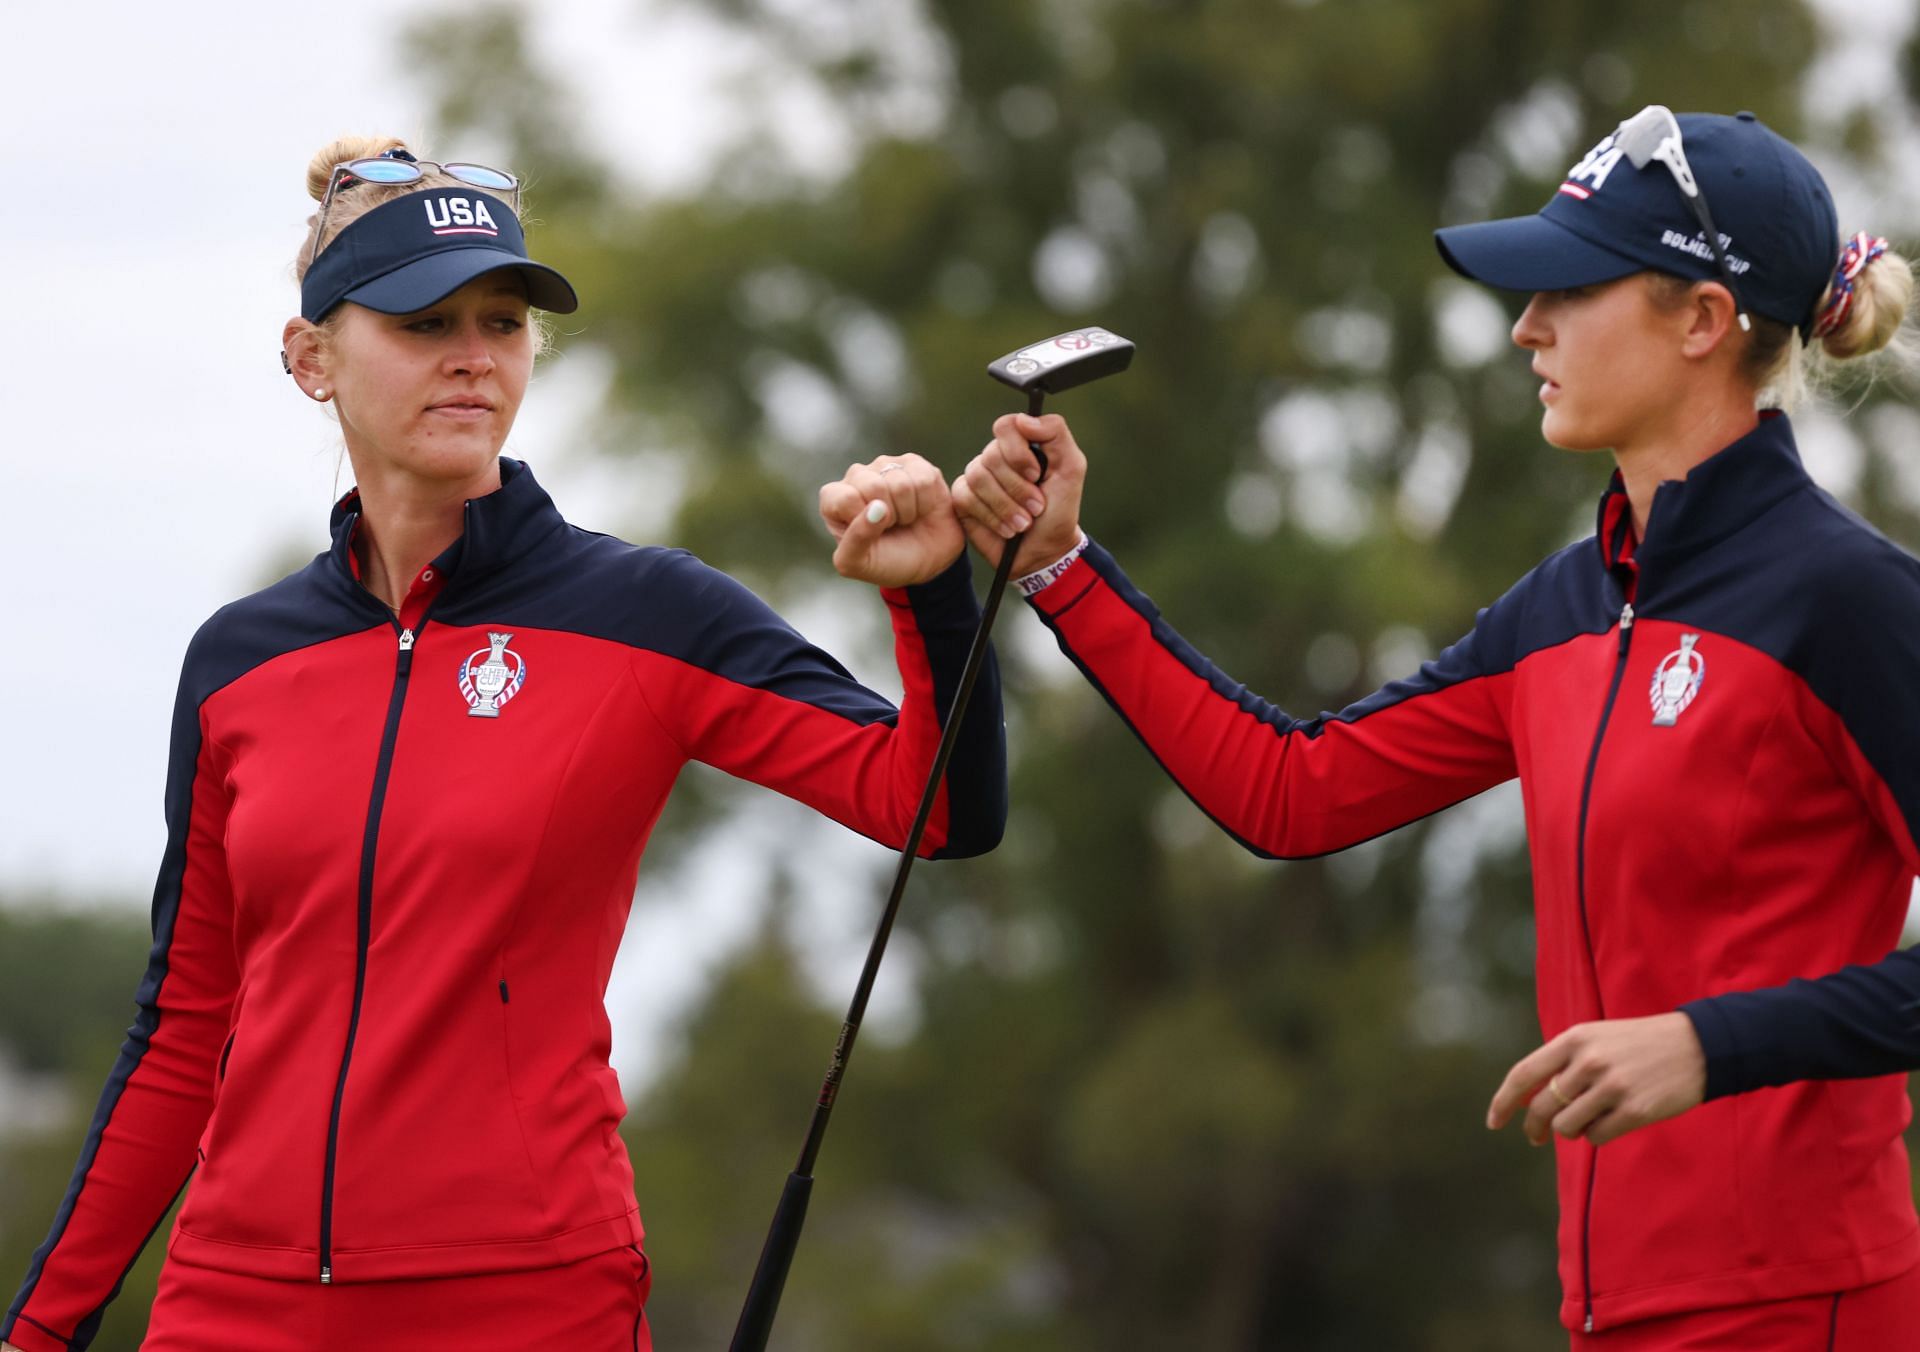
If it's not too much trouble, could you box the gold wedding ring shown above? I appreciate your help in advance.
[1548,1075,1574,1108]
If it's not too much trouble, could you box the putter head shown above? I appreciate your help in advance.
[988,325,1134,396]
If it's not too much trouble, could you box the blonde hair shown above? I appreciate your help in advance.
[1645,244,1914,412]
[293,135,550,354]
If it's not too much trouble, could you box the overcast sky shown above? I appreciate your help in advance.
[0,0,806,895]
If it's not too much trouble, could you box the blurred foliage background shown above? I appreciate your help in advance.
[9,0,1920,1347]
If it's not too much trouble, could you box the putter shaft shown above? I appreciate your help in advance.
[729,389,1045,1352]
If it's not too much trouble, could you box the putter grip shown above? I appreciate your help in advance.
[1027,387,1050,483]
[730,1171,815,1352]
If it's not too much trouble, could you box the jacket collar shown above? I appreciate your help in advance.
[327,457,564,593]
[1595,411,1810,575]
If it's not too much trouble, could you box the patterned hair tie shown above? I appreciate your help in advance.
[1810,232,1889,339]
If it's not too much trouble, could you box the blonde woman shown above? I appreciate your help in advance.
[2,138,1006,1352]
[957,108,1920,1348]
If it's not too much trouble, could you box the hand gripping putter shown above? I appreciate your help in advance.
[729,326,1134,1352]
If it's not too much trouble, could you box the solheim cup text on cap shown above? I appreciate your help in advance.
[1435,109,1838,335]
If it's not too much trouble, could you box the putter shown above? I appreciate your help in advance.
[728,326,1134,1352]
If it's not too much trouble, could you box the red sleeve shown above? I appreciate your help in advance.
[5,699,239,1352]
[631,552,1006,859]
[1028,541,1518,858]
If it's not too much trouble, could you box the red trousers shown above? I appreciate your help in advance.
[1571,1262,1920,1351]
[141,1245,651,1351]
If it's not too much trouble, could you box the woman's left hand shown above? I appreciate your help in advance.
[1487,1012,1707,1148]
[820,453,966,588]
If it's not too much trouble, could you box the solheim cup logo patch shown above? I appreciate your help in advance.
[459,632,526,719]
[1649,634,1705,727]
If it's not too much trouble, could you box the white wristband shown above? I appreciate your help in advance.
[1016,532,1090,598]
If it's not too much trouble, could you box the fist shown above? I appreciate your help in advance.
[952,413,1088,576]
[819,453,965,588]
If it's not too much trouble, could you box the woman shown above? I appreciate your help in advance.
[0,138,1005,1352]
[954,109,1920,1346]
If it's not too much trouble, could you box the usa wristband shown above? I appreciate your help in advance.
[1016,532,1090,598]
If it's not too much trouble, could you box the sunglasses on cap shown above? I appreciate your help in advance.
[308,150,521,269]
[1613,104,1751,332]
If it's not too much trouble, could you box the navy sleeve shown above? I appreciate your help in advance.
[1682,948,1920,1098]
[1680,516,1920,1099]
[898,553,1008,857]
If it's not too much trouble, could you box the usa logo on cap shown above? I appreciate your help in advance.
[424,196,501,238]
[1558,133,1625,201]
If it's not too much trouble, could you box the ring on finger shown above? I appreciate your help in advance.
[1548,1075,1574,1108]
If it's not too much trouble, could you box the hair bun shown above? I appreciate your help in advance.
[1819,242,1912,361]
[305,135,409,202]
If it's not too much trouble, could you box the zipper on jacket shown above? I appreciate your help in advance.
[1573,601,1633,1331]
[319,623,417,1284]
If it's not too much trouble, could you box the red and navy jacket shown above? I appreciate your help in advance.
[1022,413,1920,1331]
[3,459,1006,1352]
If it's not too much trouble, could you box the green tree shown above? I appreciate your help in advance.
[11,10,1920,1348]
[0,902,166,1352]
[388,1,1914,1346]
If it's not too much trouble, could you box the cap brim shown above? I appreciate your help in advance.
[1435,213,1645,293]
[343,248,579,316]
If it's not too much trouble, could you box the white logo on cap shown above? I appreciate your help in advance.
[424,197,501,238]
[1659,228,1751,273]
[1555,133,1757,275]
[1559,132,1625,200]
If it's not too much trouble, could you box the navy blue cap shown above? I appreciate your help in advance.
[1436,111,1839,333]
[300,187,579,322]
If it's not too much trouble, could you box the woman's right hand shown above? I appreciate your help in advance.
[952,412,1088,576]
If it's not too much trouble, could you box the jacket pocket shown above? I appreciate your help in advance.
[496,962,552,1215]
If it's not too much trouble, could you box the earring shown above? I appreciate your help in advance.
[313,388,330,402]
